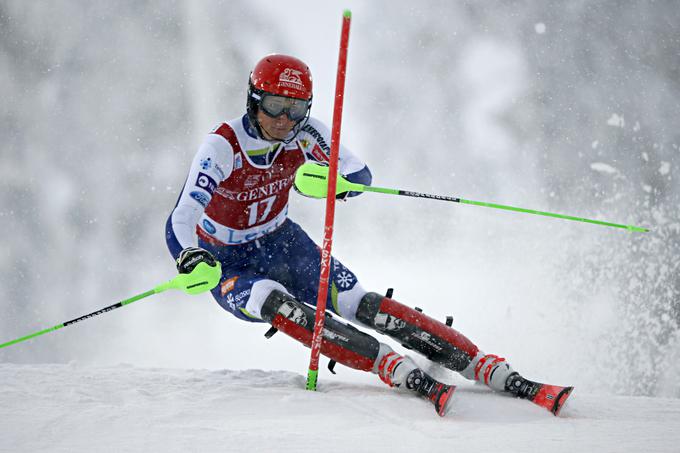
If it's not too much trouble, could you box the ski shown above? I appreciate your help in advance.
[431,382,457,417]
[506,373,574,416]
[531,383,574,416]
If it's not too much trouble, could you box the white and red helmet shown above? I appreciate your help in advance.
[247,54,313,140]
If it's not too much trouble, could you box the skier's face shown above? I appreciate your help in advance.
[257,108,296,141]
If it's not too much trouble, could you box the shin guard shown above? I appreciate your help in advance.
[261,290,380,372]
[355,292,479,372]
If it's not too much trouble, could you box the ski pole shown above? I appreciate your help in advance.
[294,162,648,233]
[0,261,222,350]
[306,9,352,391]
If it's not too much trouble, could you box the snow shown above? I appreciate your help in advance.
[590,162,619,174]
[2,2,679,452]
[607,114,625,128]
[1,363,679,453]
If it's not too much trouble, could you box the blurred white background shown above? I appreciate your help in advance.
[1,0,678,397]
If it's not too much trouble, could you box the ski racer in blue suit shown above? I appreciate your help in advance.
[165,54,573,416]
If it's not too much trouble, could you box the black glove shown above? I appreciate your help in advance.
[176,247,217,274]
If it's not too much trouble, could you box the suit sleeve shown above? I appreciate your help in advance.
[301,118,372,197]
[165,133,233,260]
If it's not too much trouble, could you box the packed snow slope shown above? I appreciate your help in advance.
[1,364,678,453]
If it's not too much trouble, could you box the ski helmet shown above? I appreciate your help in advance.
[247,54,313,141]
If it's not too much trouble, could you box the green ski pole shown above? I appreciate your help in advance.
[294,162,648,233]
[0,261,222,350]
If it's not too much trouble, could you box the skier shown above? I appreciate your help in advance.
[165,54,572,417]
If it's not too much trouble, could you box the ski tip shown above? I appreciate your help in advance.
[551,386,574,416]
[343,9,352,19]
[436,385,456,417]
[531,383,574,416]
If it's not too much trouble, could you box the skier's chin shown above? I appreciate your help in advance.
[264,127,292,141]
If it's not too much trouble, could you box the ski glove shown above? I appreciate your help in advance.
[293,179,351,201]
[176,247,217,274]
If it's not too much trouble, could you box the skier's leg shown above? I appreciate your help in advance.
[266,223,510,390]
[200,220,366,325]
[354,292,574,415]
[260,289,456,416]
[265,220,367,320]
[355,292,521,392]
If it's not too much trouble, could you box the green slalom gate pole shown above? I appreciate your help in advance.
[0,261,222,350]
[294,162,649,233]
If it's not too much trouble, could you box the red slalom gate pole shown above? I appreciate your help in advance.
[306,10,352,391]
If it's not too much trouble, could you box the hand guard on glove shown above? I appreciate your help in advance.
[293,179,351,201]
[176,247,217,274]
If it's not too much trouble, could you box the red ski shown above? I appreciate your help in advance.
[431,383,457,417]
[531,384,574,416]
[506,372,574,416]
[404,368,457,417]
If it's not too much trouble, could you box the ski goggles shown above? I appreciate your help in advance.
[259,94,310,121]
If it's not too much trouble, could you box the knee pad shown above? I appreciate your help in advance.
[261,290,380,372]
[355,292,479,372]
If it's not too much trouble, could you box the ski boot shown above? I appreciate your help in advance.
[405,368,456,417]
[505,372,574,416]
[378,351,456,417]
